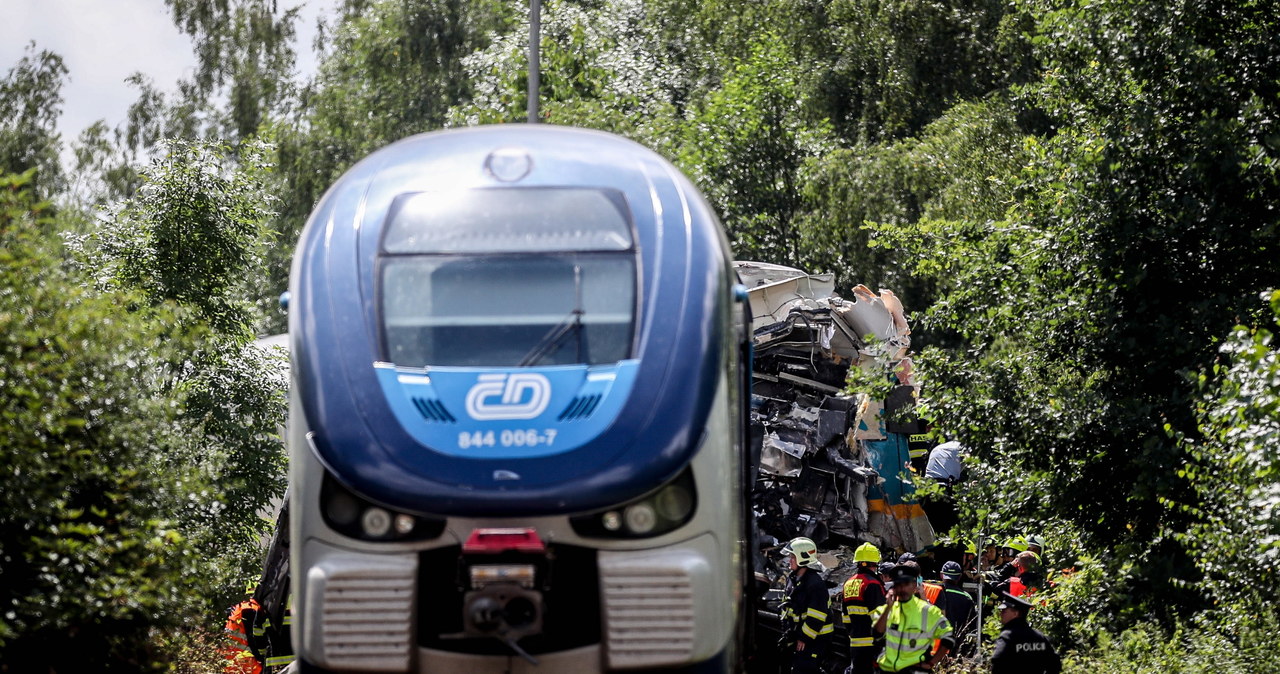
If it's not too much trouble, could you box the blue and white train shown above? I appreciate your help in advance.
[287,125,753,673]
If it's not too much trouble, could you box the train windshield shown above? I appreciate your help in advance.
[379,188,638,368]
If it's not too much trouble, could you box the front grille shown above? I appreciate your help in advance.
[558,394,602,420]
[411,396,456,422]
[601,565,697,668]
[310,555,416,671]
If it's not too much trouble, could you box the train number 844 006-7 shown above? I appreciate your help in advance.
[457,429,558,449]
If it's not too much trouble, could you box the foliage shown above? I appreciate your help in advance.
[5,0,1280,666]
[162,0,302,142]
[70,139,288,594]
[0,45,67,201]
[807,0,1037,144]
[1174,290,1280,604]
[76,138,277,337]
[4,137,288,667]
[0,171,203,671]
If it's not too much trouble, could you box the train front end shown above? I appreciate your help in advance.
[288,126,749,673]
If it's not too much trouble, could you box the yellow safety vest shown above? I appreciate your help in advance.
[872,596,953,672]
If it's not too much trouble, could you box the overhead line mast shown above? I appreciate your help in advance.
[528,0,540,123]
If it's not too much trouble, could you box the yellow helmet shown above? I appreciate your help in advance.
[853,542,881,564]
[1002,536,1028,553]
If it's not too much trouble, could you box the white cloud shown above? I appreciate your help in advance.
[2,0,330,155]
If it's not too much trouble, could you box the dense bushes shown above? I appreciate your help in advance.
[0,143,285,670]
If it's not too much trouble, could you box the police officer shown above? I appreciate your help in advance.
[990,591,1062,674]
[871,562,954,673]
[781,537,834,673]
[842,543,886,674]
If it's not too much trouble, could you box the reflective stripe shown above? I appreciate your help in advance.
[266,655,295,666]
[846,606,870,615]
[850,637,874,647]
[802,624,819,639]
[819,624,835,635]
[878,599,950,671]
[806,607,828,620]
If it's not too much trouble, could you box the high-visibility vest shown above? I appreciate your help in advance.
[872,596,953,673]
[224,600,265,674]
[922,582,943,605]
[1009,576,1038,598]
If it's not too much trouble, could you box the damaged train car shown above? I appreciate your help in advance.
[738,261,934,578]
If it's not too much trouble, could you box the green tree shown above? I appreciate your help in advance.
[871,0,1280,631]
[0,45,68,201]
[70,139,288,604]
[0,172,204,671]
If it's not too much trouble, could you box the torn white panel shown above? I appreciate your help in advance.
[760,432,805,476]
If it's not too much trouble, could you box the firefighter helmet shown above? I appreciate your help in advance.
[782,537,822,569]
[853,542,881,564]
[1001,536,1028,553]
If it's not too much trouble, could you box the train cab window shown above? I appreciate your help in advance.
[379,188,638,368]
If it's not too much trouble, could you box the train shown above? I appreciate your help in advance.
[286,125,755,673]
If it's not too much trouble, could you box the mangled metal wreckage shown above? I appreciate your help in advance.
[738,262,935,581]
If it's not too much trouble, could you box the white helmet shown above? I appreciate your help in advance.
[782,537,823,569]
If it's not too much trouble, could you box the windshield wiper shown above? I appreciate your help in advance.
[517,308,583,367]
[516,264,585,367]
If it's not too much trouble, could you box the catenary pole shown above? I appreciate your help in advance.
[528,0,541,123]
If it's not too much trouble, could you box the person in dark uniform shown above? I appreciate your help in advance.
[990,591,1062,674]
[933,561,977,659]
[842,543,886,674]
[781,537,834,673]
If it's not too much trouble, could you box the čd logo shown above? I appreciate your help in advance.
[465,373,552,420]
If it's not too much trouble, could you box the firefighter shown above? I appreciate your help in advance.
[781,537,834,673]
[991,537,1027,582]
[224,585,269,674]
[934,562,977,658]
[842,542,886,674]
[264,593,295,672]
[871,562,955,673]
[997,551,1044,598]
[990,591,1062,674]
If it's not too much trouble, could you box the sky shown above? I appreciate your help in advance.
[2,0,330,157]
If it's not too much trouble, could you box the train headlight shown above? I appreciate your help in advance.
[361,507,392,537]
[624,503,657,534]
[321,472,445,542]
[569,468,697,539]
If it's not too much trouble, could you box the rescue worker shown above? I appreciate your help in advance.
[781,537,835,672]
[990,591,1062,674]
[224,585,269,674]
[871,562,955,673]
[960,540,983,597]
[264,593,295,672]
[1025,534,1047,567]
[991,537,1027,582]
[933,562,977,658]
[997,551,1045,598]
[1025,534,1045,557]
[842,542,886,674]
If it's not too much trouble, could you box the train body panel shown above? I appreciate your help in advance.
[291,126,732,517]
[289,125,748,672]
